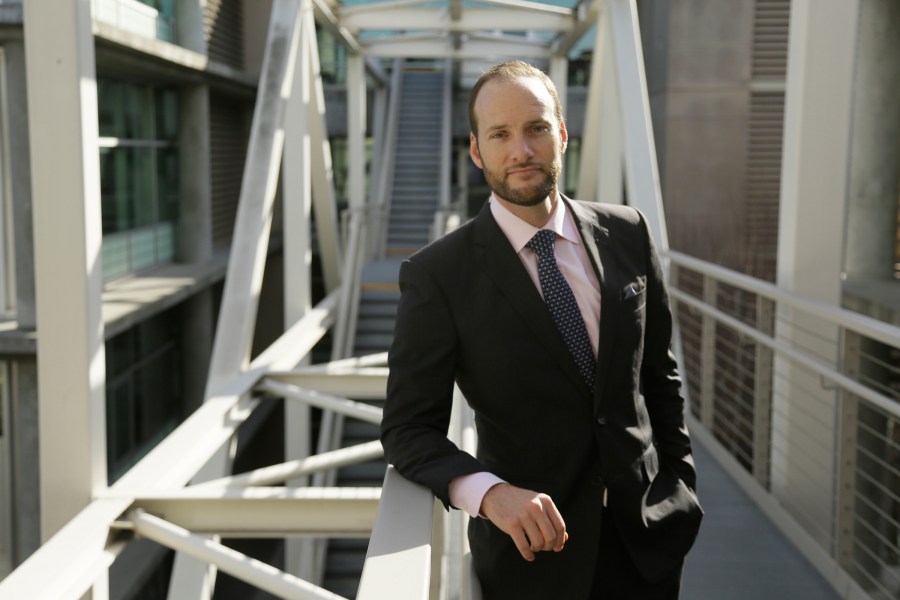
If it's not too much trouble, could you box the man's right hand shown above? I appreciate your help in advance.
[480,482,568,561]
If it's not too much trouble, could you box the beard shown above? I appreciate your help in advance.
[482,158,561,207]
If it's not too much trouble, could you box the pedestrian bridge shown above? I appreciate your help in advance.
[2,0,897,598]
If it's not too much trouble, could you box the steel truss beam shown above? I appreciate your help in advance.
[192,440,385,490]
[265,369,388,399]
[129,510,350,600]
[340,8,572,31]
[362,36,552,59]
[124,488,381,537]
[258,378,384,424]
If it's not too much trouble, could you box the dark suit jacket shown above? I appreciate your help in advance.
[381,197,702,599]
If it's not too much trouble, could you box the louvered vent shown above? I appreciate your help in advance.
[210,95,249,247]
[752,0,791,80]
[744,0,791,281]
[205,0,243,70]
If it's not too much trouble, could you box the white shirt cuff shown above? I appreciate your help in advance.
[449,472,506,518]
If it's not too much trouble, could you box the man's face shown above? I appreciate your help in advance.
[469,77,567,207]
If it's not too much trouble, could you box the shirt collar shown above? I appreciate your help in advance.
[489,192,581,254]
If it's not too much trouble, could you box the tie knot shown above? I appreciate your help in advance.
[526,229,557,258]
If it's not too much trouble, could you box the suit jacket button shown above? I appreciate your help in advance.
[591,475,604,487]
[596,416,607,426]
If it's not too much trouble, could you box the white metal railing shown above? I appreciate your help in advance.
[91,0,176,43]
[357,189,479,600]
[668,250,900,600]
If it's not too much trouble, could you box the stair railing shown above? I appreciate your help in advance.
[430,59,457,242]
[372,58,404,259]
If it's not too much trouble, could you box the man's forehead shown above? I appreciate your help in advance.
[474,77,556,121]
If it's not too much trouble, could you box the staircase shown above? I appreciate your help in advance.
[322,65,449,599]
[386,68,445,253]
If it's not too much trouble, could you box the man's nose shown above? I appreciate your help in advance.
[510,135,534,161]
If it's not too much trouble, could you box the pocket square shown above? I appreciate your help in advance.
[622,282,642,300]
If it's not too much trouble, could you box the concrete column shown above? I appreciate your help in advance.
[177,84,215,409]
[23,0,108,543]
[772,0,860,549]
[843,0,900,280]
[178,85,213,264]
[4,42,35,330]
[9,359,40,567]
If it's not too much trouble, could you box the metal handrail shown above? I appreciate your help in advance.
[667,250,898,600]
[667,250,900,350]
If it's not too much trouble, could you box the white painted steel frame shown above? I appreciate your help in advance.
[23,0,109,555]
[127,488,381,536]
[205,0,306,394]
[130,510,350,600]
[358,467,436,600]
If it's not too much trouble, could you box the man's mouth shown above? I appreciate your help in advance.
[508,165,542,176]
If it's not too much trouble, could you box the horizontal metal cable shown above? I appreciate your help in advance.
[672,290,900,419]
[668,251,900,349]
[851,509,900,556]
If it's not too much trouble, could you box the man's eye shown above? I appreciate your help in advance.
[489,132,507,139]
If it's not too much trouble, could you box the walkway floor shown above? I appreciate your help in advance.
[682,438,840,599]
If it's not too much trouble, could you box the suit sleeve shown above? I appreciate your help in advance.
[637,212,698,491]
[381,258,485,508]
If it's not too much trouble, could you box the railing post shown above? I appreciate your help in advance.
[752,295,774,487]
[835,330,860,572]
[700,275,718,430]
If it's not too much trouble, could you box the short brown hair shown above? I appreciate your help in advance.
[468,61,563,136]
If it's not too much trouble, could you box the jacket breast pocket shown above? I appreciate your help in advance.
[621,276,647,312]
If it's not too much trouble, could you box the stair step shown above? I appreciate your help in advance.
[354,333,394,349]
[356,318,396,335]
[359,287,400,300]
[357,310,398,324]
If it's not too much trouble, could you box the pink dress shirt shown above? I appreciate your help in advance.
[449,194,603,517]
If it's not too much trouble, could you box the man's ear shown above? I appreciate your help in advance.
[559,119,568,154]
[469,132,484,169]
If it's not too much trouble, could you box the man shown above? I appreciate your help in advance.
[381,61,702,599]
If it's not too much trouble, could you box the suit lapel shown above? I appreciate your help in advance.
[472,203,590,395]
[565,197,621,410]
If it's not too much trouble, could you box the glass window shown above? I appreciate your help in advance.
[105,309,183,483]
[98,79,179,282]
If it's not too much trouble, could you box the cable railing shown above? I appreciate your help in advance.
[668,250,900,600]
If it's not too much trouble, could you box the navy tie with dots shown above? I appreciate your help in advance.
[526,229,596,390]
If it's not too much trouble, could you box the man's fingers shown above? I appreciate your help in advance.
[522,518,547,552]
[480,484,568,560]
[511,529,536,561]
[531,507,559,551]
[541,496,567,551]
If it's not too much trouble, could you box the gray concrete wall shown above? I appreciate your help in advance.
[843,0,900,281]
[647,0,755,270]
